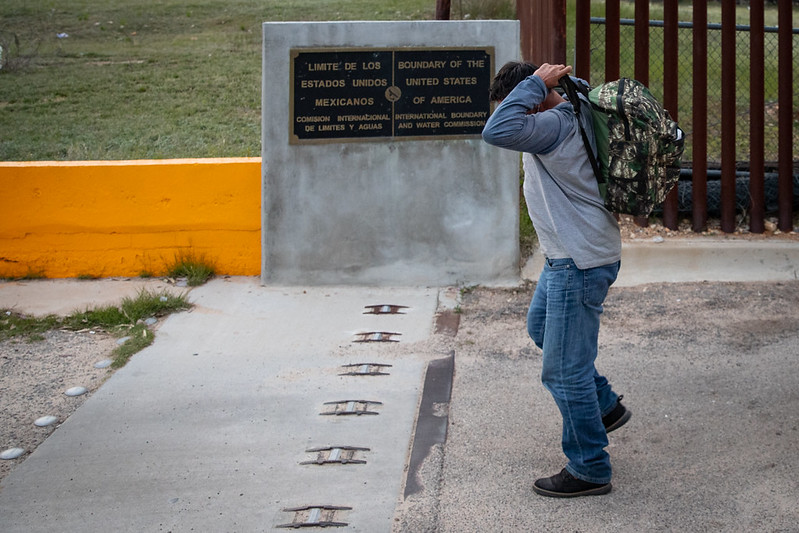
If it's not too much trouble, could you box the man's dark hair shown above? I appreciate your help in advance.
[488,61,539,102]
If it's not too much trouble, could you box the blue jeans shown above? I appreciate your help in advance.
[527,258,621,484]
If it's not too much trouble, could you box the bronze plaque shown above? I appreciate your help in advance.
[290,47,494,143]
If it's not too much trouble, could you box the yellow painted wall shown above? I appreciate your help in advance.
[0,158,261,279]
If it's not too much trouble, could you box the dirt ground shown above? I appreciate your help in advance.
[396,279,799,532]
[617,213,799,242]
[0,329,118,482]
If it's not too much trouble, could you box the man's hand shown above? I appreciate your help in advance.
[534,63,573,89]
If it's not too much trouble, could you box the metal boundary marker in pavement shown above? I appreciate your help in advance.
[300,446,370,466]
[283,298,420,529]
[363,304,409,315]
[320,400,383,416]
[353,331,401,342]
[339,363,393,376]
[277,505,352,529]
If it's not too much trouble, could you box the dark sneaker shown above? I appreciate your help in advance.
[533,468,612,498]
[603,395,631,433]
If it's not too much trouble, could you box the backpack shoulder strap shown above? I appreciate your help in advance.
[558,75,604,188]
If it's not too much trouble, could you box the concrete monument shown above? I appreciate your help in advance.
[262,20,520,285]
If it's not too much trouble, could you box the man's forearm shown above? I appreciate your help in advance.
[482,75,565,154]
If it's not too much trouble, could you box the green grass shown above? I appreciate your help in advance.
[1,288,191,366]
[454,0,515,20]
[0,311,60,342]
[165,251,216,286]
[110,323,154,368]
[0,0,434,161]
[518,158,537,258]
[0,0,528,161]
[3,269,47,281]
[3,1,794,163]
[63,288,190,329]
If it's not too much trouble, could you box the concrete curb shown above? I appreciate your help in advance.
[522,239,799,286]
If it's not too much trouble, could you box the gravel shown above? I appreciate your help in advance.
[0,328,118,482]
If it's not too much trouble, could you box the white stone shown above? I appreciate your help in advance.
[94,359,112,368]
[34,415,58,427]
[65,386,88,397]
[0,448,25,460]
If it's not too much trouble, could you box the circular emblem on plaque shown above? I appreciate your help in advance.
[385,86,402,102]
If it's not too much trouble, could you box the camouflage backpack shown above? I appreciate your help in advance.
[560,76,685,217]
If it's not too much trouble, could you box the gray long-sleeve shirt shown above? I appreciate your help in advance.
[482,74,621,269]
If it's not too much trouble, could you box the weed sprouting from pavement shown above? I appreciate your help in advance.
[165,251,216,286]
[1,289,191,366]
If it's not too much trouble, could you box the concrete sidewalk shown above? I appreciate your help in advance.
[1,239,798,532]
[0,278,446,531]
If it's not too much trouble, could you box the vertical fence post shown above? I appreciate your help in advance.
[435,0,451,20]
[692,0,708,233]
[517,0,533,62]
[606,0,620,81]
[516,0,566,64]
[662,0,679,230]
[720,1,737,233]
[587,2,795,231]
[575,0,591,79]
[634,0,649,86]
[750,0,766,234]
[778,0,794,232]
[634,0,649,226]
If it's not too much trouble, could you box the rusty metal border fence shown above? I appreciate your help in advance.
[575,0,797,233]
